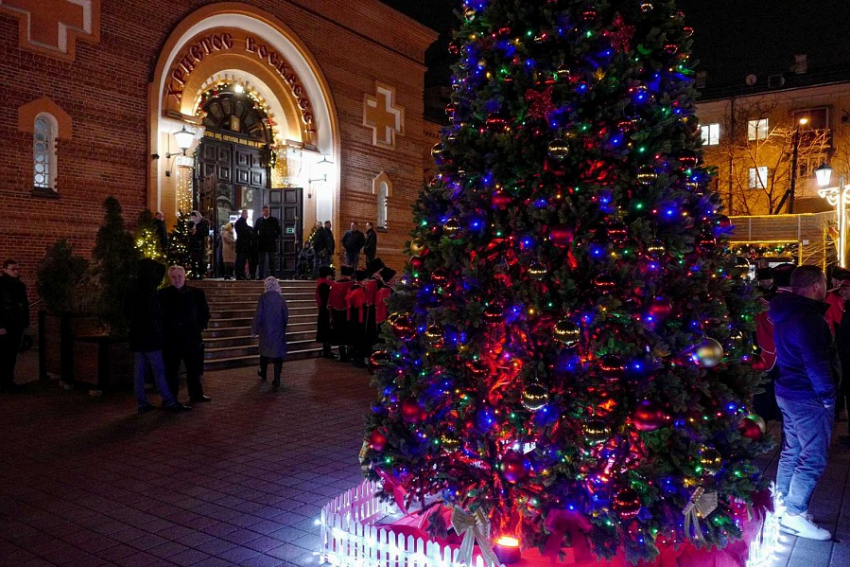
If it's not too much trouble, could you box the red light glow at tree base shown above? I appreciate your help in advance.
[360,0,771,564]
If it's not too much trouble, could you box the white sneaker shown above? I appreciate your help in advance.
[774,495,813,522]
[779,513,832,541]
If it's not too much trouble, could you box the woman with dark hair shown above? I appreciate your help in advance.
[252,277,289,390]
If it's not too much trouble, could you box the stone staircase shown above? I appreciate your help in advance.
[193,280,321,371]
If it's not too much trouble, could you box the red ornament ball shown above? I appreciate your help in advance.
[599,354,625,382]
[633,400,666,431]
[410,255,424,270]
[368,350,391,372]
[431,267,449,285]
[501,451,530,483]
[739,413,766,440]
[549,224,574,248]
[483,304,505,324]
[401,399,422,423]
[369,429,387,451]
[391,316,416,341]
[593,273,617,294]
[648,297,673,322]
[466,360,489,379]
[492,191,513,209]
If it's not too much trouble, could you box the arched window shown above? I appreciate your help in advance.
[33,113,58,191]
[377,182,389,229]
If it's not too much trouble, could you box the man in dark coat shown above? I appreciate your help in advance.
[0,260,29,393]
[313,220,334,275]
[342,222,366,268]
[255,205,282,278]
[363,222,378,266]
[328,266,355,361]
[154,211,168,254]
[158,265,211,404]
[770,265,838,541]
[315,266,335,358]
[127,260,189,413]
[234,209,253,280]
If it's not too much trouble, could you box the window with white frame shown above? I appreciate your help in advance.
[748,118,769,141]
[377,182,389,229]
[748,166,768,189]
[700,123,720,146]
[34,113,58,190]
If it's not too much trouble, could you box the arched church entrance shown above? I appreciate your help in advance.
[148,3,340,278]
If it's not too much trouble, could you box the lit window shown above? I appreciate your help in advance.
[700,123,720,146]
[748,118,768,141]
[749,166,768,189]
[377,182,389,230]
[34,114,58,190]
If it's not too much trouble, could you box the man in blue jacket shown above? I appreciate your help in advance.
[769,265,838,540]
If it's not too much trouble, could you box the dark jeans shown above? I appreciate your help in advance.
[259,356,282,383]
[776,396,835,515]
[258,250,276,279]
[134,351,177,408]
[235,251,249,279]
[163,339,205,401]
[345,251,360,269]
[0,328,23,388]
[314,250,331,277]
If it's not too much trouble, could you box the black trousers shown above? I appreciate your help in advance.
[258,250,276,279]
[259,356,282,382]
[235,250,249,279]
[0,328,23,388]
[163,339,205,400]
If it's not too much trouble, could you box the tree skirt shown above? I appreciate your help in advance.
[320,481,779,567]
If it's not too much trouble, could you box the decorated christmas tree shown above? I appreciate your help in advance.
[362,0,768,563]
[135,210,166,262]
[167,210,193,274]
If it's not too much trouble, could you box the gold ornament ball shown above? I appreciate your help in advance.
[547,138,570,160]
[698,446,723,475]
[522,382,549,411]
[443,217,461,236]
[440,433,460,453]
[528,262,548,281]
[694,338,724,367]
[553,320,581,347]
[582,419,611,445]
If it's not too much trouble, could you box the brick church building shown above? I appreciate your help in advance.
[0,0,438,286]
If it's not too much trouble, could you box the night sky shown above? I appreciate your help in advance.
[380,0,850,88]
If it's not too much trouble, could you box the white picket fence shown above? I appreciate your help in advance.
[320,480,495,567]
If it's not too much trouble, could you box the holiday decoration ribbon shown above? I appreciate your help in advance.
[682,487,718,545]
[375,468,409,515]
[451,506,501,567]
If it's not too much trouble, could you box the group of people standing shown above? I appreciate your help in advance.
[230,207,282,280]
[315,258,395,368]
[309,221,378,278]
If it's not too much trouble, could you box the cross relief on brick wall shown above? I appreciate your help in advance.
[0,0,100,62]
[363,82,405,149]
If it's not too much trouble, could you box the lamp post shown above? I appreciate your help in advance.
[816,163,849,268]
[788,117,809,214]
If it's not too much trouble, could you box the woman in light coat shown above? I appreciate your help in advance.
[221,222,236,280]
[251,277,289,389]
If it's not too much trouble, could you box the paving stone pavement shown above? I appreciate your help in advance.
[0,350,848,567]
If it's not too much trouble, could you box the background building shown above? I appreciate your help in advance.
[1,0,438,283]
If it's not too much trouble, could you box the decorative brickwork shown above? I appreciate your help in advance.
[363,82,405,149]
[0,0,100,61]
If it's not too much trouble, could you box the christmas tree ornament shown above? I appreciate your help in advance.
[739,414,766,440]
[527,262,548,281]
[582,419,611,445]
[522,382,549,411]
[391,316,416,341]
[401,398,422,423]
[431,267,449,285]
[693,338,724,367]
[443,217,461,236]
[445,102,458,121]
[664,43,679,55]
[410,255,424,270]
[425,324,445,348]
[613,488,642,520]
[410,240,427,255]
[698,232,717,251]
[648,297,673,322]
[606,221,628,243]
[464,7,476,20]
[582,8,598,21]
[431,142,445,160]
[637,165,658,185]
[369,429,387,451]
[555,64,571,81]
[501,451,530,483]
[633,399,666,431]
[466,359,489,379]
[646,239,666,259]
[677,150,699,169]
[440,433,461,453]
[683,26,695,37]
[549,224,574,248]
[593,273,617,294]
[599,354,626,382]
[697,446,723,475]
[553,320,581,347]
[486,112,509,132]
[640,2,654,13]
[491,191,513,209]
[483,305,505,324]
[713,214,732,230]
[369,350,391,372]
[547,139,570,160]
